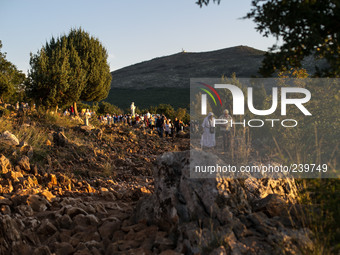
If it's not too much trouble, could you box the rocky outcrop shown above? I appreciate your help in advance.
[136,150,314,254]
[0,154,158,255]
[0,154,12,174]
[0,131,19,146]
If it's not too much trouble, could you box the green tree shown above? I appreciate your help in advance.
[0,41,25,103]
[28,36,84,111]
[67,29,112,103]
[98,102,122,115]
[156,104,175,118]
[64,41,87,113]
[28,28,111,113]
[245,0,340,77]
[175,108,187,121]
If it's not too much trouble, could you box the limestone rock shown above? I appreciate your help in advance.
[0,131,19,146]
[37,219,58,235]
[66,206,88,218]
[27,195,49,212]
[0,196,12,206]
[57,214,73,229]
[17,204,34,217]
[6,170,23,182]
[40,190,56,202]
[252,194,288,217]
[0,154,12,174]
[55,242,74,255]
[0,215,22,252]
[135,150,313,254]
[18,155,31,172]
[47,173,58,189]
[98,220,121,240]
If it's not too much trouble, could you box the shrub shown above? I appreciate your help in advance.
[98,102,122,115]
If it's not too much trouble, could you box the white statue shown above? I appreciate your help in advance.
[130,102,136,117]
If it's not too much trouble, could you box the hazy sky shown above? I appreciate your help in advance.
[0,0,278,73]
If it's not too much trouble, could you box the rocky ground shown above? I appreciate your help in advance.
[0,113,190,255]
[0,152,180,255]
[0,114,316,255]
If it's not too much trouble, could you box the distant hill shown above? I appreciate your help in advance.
[106,45,322,109]
[110,46,265,89]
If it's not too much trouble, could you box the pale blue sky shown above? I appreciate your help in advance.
[0,0,278,74]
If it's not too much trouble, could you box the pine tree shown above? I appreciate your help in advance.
[28,28,112,112]
[67,28,112,102]
[28,37,73,110]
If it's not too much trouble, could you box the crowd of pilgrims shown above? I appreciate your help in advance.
[63,106,185,138]
[101,113,185,137]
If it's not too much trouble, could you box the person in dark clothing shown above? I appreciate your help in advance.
[156,115,165,138]
[174,117,180,134]
[170,120,175,137]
